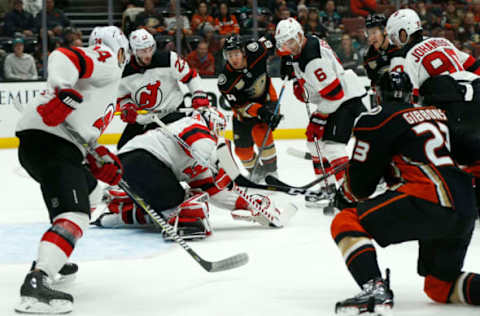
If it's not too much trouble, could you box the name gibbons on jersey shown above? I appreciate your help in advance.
[402,108,447,124]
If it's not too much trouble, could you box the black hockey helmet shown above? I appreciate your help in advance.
[366,13,387,29]
[223,34,243,59]
[377,71,413,104]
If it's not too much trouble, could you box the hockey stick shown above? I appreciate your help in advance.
[287,147,312,160]
[265,162,347,190]
[151,116,294,228]
[249,77,288,181]
[113,108,195,116]
[218,141,340,198]
[61,122,248,273]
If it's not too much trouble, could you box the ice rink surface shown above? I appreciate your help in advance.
[1,139,480,316]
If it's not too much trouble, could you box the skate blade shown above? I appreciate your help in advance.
[335,304,393,316]
[15,297,73,314]
[51,273,76,286]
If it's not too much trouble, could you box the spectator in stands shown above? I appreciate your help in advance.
[304,7,327,38]
[350,0,376,17]
[336,34,362,75]
[134,0,164,35]
[272,3,290,25]
[4,37,37,80]
[164,0,192,36]
[23,0,42,17]
[0,0,10,20]
[34,0,71,36]
[319,0,342,33]
[62,26,81,47]
[297,4,309,26]
[191,1,214,34]
[214,2,240,36]
[4,0,35,37]
[186,40,215,76]
[458,11,480,43]
[444,0,463,30]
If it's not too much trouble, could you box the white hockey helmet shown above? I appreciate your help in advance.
[129,28,157,57]
[275,17,304,54]
[386,9,422,47]
[88,26,131,67]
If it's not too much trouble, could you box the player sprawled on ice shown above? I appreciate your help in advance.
[115,28,211,149]
[386,8,480,211]
[275,17,369,207]
[362,13,400,91]
[93,107,293,239]
[14,26,129,314]
[331,72,480,315]
[217,34,283,182]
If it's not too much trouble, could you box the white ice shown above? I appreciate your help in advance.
[1,139,480,316]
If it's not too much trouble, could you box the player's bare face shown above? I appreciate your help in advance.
[367,27,384,50]
[136,46,154,66]
[226,49,246,69]
[280,38,302,56]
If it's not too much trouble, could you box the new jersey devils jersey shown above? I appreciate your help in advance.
[217,37,277,119]
[345,101,471,211]
[292,35,367,114]
[117,51,202,117]
[389,37,480,97]
[16,45,123,153]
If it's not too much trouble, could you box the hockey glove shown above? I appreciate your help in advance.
[306,112,328,141]
[192,90,211,109]
[293,79,306,103]
[280,56,294,80]
[37,89,83,126]
[86,145,123,185]
[257,106,283,130]
[333,186,357,211]
[120,102,138,124]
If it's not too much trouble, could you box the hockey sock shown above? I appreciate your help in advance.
[450,272,480,305]
[331,208,381,287]
[36,212,89,278]
[260,143,277,171]
[235,146,256,170]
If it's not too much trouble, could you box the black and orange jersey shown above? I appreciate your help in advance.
[217,37,277,119]
[363,43,400,87]
[343,101,471,210]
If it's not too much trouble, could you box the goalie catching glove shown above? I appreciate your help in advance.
[37,89,83,126]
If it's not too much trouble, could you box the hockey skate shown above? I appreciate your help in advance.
[15,270,74,314]
[335,269,394,316]
[31,261,78,285]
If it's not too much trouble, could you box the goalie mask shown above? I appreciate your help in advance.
[199,107,227,137]
[377,71,413,104]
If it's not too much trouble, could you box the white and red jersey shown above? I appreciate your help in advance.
[116,51,202,117]
[16,45,122,152]
[389,37,480,98]
[292,35,367,114]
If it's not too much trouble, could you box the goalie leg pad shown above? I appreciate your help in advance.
[165,191,212,240]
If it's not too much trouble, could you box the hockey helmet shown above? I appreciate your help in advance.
[88,26,131,67]
[275,17,304,55]
[199,107,227,137]
[222,34,243,60]
[386,9,422,47]
[129,29,157,59]
[377,71,413,103]
[366,14,387,29]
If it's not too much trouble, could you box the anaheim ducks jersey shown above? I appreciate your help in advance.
[16,45,123,153]
[344,101,472,210]
[389,37,480,98]
[117,51,202,117]
[363,43,400,86]
[217,37,278,119]
[292,35,367,114]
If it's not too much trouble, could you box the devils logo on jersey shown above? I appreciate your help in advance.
[134,80,163,110]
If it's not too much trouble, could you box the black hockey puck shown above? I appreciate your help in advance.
[323,206,336,216]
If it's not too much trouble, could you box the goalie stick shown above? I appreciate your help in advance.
[61,122,248,273]
[287,147,312,160]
